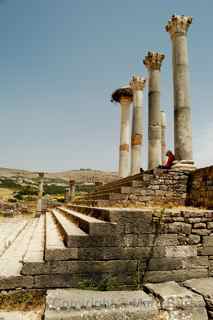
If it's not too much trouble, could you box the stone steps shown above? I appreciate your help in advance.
[45,212,78,261]
[94,173,142,192]
[58,206,116,236]
[0,219,37,289]
[75,173,144,202]
[52,209,89,248]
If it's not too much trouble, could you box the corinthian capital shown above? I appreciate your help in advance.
[165,15,192,38]
[130,75,146,91]
[143,52,165,71]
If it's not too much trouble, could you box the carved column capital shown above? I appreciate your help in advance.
[165,15,192,39]
[143,52,165,71]
[129,75,146,91]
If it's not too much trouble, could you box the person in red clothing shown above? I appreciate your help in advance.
[158,150,175,169]
[161,150,175,169]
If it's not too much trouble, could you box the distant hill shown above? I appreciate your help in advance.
[0,167,118,184]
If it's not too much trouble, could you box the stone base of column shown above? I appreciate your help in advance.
[171,160,196,172]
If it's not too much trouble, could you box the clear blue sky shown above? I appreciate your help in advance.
[0,0,212,172]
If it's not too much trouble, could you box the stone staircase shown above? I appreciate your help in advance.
[0,207,121,290]
[1,204,213,292]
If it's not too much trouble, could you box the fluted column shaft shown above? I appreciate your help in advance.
[144,52,165,169]
[161,111,167,164]
[166,15,193,161]
[130,76,146,175]
[119,97,131,177]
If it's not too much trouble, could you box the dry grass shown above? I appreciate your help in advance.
[0,188,13,201]
[0,290,45,311]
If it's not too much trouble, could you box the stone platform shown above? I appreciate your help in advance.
[1,205,213,290]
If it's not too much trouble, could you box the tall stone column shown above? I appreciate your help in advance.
[130,76,146,175]
[160,110,167,164]
[111,86,133,177]
[144,52,165,169]
[36,172,45,217]
[166,15,194,166]
[69,179,76,202]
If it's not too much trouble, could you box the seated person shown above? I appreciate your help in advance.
[159,150,175,169]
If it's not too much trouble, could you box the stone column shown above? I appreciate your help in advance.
[130,76,146,175]
[160,110,167,164]
[111,86,133,177]
[36,172,44,217]
[144,52,165,169]
[166,15,194,167]
[69,180,76,202]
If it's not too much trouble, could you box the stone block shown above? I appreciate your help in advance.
[147,258,183,271]
[188,234,201,244]
[198,246,213,256]
[143,269,208,283]
[137,234,178,247]
[164,245,197,258]
[22,260,138,276]
[203,236,213,246]
[187,218,202,223]
[207,222,213,229]
[192,229,210,236]
[193,223,206,229]
[168,222,192,234]
[148,256,208,272]
[0,276,34,290]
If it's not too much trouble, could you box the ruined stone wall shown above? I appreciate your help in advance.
[188,166,213,209]
[77,170,190,207]
[69,205,213,285]
[120,169,190,207]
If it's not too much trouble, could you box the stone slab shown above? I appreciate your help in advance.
[184,278,213,309]
[0,220,37,278]
[145,281,205,309]
[33,273,136,289]
[23,215,45,263]
[0,220,28,257]
[45,289,159,320]
[21,260,137,276]
[0,311,42,320]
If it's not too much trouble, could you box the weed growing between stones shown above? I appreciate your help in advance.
[0,290,45,311]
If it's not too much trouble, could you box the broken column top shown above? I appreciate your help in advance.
[129,75,146,91]
[165,15,193,37]
[37,172,45,178]
[143,51,165,70]
[111,85,133,103]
